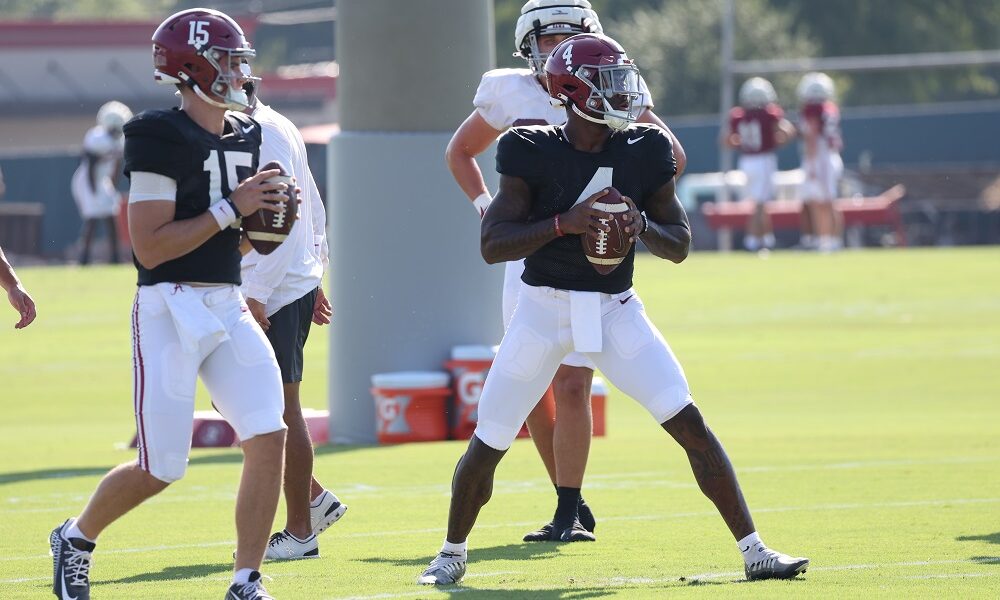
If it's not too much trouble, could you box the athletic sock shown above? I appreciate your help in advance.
[65,518,97,544]
[738,531,767,564]
[441,539,467,556]
[233,568,256,584]
[553,486,581,529]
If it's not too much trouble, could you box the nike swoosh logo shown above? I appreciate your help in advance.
[61,571,78,600]
[619,295,633,305]
[627,136,644,145]
[241,124,255,134]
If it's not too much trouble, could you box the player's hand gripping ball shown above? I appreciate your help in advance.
[581,187,633,275]
[242,160,297,255]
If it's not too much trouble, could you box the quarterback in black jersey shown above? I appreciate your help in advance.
[49,9,287,600]
[419,34,809,586]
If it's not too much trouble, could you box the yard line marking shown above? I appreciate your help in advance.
[904,573,997,579]
[0,576,49,584]
[322,558,1000,600]
[3,498,999,563]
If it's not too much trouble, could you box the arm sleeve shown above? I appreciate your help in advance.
[473,72,509,131]
[128,171,177,203]
[642,128,677,200]
[241,125,299,304]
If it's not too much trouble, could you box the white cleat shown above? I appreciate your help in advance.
[417,551,466,585]
[745,549,809,581]
[310,490,348,536]
[264,530,319,561]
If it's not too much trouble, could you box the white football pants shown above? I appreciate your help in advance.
[476,283,693,451]
[131,284,285,482]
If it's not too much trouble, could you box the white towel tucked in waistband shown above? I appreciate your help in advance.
[153,283,229,353]
[569,290,602,353]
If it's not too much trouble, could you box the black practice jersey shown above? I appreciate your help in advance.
[123,108,261,286]
[496,123,676,294]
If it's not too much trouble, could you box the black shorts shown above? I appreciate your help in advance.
[264,288,318,383]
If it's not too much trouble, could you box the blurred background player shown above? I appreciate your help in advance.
[240,82,346,561]
[797,71,844,252]
[0,245,36,329]
[49,9,288,600]
[70,100,132,265]
[726,77,794,252]
[421,33,808,586]
[445,0,687,542]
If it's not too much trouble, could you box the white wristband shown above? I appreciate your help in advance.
[208,200,238,230]
[472,192,492,217]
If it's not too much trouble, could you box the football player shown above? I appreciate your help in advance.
[239,82,346,561]
[797,72,844,252]
[445,0,687,543]
[0,245,35,329]
[71,100,132,265]
[420,33,808,586]
[725,77,795,252]
[50,9,288,600]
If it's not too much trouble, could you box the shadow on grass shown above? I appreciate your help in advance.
[957,532,1000,545]
[0,444,373,485]
[99,561,232,585]
[358,541,566,568]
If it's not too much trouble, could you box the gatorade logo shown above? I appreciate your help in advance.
[377,396,411,434]
[457,371,485,406]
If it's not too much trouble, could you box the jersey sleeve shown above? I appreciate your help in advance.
[495,128,543,180]
[122,115,190,181]
[474,71,511,131]
[641,127,677,199]
[637,75,654,109]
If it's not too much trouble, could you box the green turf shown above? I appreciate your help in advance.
[1,248,998,599]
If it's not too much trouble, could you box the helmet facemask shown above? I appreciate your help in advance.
[569,63,642,131]
[523,23,588,75]
[195,46,259,110]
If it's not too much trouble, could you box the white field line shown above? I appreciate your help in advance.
[3,497,999,564]
[5,456,998,511]
[903,573,997,579]
[325,558,1000,600]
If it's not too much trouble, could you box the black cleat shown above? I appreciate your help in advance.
[559,519,596,542]
[577,496,596,532]
[522,521,555,542]
[50,519,95,600]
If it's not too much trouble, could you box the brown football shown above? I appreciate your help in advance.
[581,187,633,275]
[242,160,297,255]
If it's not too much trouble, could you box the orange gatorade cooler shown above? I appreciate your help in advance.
[371,371,450,444]
[443,345,496,440]
[591,377,608,437]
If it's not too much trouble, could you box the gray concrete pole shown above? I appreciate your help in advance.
[328,0,501,444]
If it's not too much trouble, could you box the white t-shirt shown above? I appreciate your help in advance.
[240,103,329,317]
[473,68,654,132]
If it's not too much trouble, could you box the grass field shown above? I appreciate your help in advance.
[1,248,998,599]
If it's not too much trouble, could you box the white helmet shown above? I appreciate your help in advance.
[515,0,603,74]
[96,101,133,135]
[797,72,835,102]
[738,77,777,109]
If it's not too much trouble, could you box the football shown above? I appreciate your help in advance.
[581,187,633,275]
[242,160,297,255]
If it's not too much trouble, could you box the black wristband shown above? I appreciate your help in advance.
[224,196,241,218]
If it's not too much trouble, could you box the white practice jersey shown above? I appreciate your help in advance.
[241,103,329,317]
[71,126,124,218]
[474,68,653,132]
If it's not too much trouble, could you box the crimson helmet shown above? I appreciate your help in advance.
[515,0,603,74]
[545,33,641,131]
[152,8,259,110]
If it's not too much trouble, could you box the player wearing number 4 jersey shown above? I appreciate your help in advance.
[446,0,687,544]
[420,33,808,586]
[49,9,286,600]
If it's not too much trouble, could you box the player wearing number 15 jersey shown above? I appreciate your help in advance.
[49,9,288,600]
